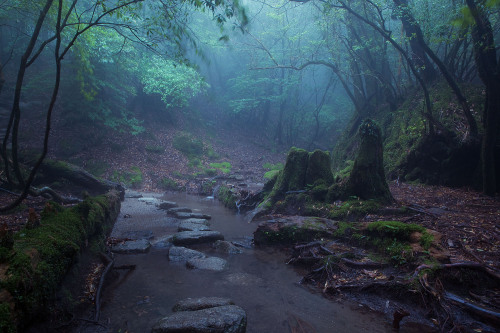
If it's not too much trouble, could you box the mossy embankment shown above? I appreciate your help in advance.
[0,191,121,332]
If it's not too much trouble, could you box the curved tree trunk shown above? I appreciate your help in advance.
[465,0,499,195]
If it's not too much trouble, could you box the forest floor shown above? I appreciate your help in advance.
[1,120,498,269]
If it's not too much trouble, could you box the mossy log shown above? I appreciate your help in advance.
[328,119,393,203]
[0,191,121,332]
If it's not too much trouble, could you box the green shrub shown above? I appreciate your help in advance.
[210,162,231,174]
[112,166,143,188]
[173,133,204,157]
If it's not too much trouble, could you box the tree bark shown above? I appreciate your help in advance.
[465,0,499,195]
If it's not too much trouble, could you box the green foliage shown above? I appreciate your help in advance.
[112,166,143,188]
[263,162,284,180]
[85,160,110,178]
[145,145,164,154]
[173,133,204,158]
[159,177,180,191]
[209,162,231,174]
[140,55,208,109]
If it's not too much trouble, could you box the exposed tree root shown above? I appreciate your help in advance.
[95,253,114,322]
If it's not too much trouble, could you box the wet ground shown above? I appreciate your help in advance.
[75,191,430,332]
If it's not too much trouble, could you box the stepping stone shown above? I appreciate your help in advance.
[214,240,242,254]
[138,197,161,205]
[174,212,212,220]
[172,231,223,246]
[172,297,234,312]
[186,257,227,271]
[152,305,246,333]
[167,207,192,214]
[158,201,178,210]
[168,246,205,262]
[183,218,210,225]
[178,221,211,232]
[112,239,150,254]
[122,230,154,240]
[150,235,173,249]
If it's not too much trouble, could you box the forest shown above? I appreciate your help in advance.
[0,0,499,332]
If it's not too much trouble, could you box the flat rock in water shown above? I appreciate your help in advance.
[112,239,150,254]
[125,191,143,198]
[168,246,206,262]
[172,297,235,312]
[152,305,246,333]
[150,235,173,249]
[174,212,212,220]
[138,197,161,206]
[214,240,242,254]
[183,218,210,225]
[167,207,192,214]
[172,231,223,245]
[158,201,178,210]
[121,230,154,240]
[178,221,211,232]
[186,256,227,271]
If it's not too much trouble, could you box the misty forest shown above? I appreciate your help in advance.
[0,0,499,332]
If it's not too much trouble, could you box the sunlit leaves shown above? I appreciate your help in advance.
[140,55,209,109]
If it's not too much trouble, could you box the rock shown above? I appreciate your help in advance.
[138,197,161,205]
[168,246,206,262]
[253,216,338,245]
[214,240,242,254]
[125,191,143,198]
[172,231,224,246]
[151,236,173,249]
[111,239,151,254]
[186,257,227,271]
[178,222,212,232]
[152,305,246,333]
[172,297,234,312]
[174,212,212,220]
[183,218,210,225]
[158,201,178,210]
[167,207,192,214]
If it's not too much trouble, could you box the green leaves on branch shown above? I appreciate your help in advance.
[140,55,209,109]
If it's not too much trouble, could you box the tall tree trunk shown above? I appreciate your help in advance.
[393,0,437,83]
[465,0,499,195]
[394,0,479,139]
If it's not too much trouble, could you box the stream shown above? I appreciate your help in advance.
[78,191,425,332]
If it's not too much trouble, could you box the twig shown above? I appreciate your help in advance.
[95,253,114,322]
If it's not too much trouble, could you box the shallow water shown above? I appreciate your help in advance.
[86,192,427,333]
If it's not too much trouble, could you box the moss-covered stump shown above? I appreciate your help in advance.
[216,185,239,210]
[328,119,393,203]
[0,191,121,332]
[267,148,334,203]
[253,216,338,245]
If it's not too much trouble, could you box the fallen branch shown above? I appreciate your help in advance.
[413,262,500,280]
[445,292,500,326]
[95,253,114,322]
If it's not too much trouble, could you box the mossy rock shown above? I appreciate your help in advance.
[0,191,121,332]
[305,150,334,186]
[271,147,309,199]
[217,185,238,210]
[253,216,338,245]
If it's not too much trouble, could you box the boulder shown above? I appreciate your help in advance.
[152,305,246,333]
[186,257,227,271]
[178,221,211,232]
[168,246,206,262]
[174,212,212,220]
[158,201,178,210]
[139,197,162,206]
[214,240,243,254]
[253,216,338,245]
[172,297,234,312]
[172,231,224,246]
[111,239,151,254]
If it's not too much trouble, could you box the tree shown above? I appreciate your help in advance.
[0,0,246,210]
[465,0,499,195]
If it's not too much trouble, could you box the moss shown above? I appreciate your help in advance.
[209,162,231,174]
[305,150,334,186]
[0,192,120,332]
[327,199,381,220]
[0,302,15,333]
[173,133,204,157]
[159,177,180,191]
[112,166,142,188]
[217,185,238,210]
